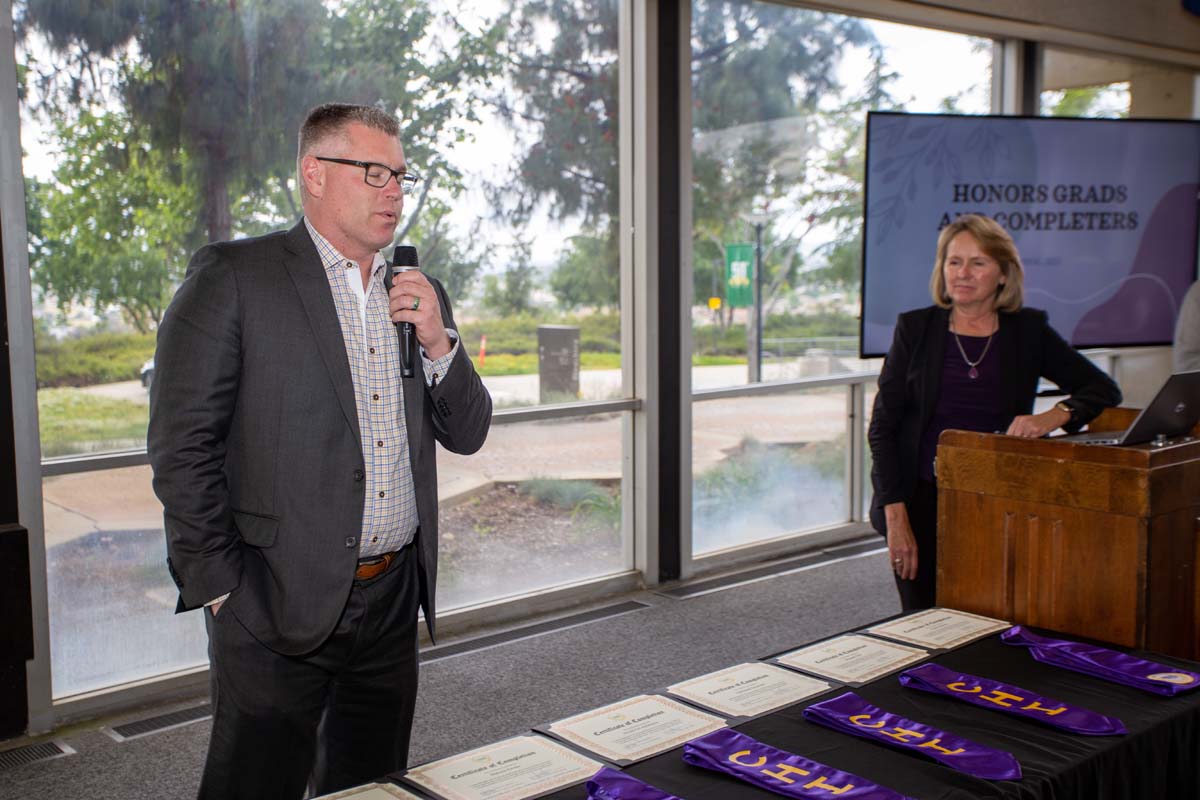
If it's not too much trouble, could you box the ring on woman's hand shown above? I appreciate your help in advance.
[893,558,902,565]
[411,296,420,311]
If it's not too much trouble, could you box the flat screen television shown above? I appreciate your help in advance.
[860,111,1200,358]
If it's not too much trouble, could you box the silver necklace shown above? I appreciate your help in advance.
[951,323,994,380]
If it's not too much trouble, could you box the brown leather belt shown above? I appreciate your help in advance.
[355,548,404,580]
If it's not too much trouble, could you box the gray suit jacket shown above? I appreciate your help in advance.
[148,220,491,654]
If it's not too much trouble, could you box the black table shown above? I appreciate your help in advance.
[541,629,1200,799]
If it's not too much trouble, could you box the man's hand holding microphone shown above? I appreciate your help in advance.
[389,246,452,367]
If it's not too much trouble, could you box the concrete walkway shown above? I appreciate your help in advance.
[47,360,871,547]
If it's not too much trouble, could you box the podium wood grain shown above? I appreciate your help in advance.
[935,412,1200,659]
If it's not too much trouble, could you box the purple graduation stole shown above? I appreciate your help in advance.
[1002,626,1200,697]
[802,692,1022,781]
[683,728,913,799]
[586,766,683,800]
[899,662,1127,735]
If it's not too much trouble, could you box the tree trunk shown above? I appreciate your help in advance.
[204,152,232,242]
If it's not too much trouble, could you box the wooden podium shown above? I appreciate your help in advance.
[936,408,1200,660]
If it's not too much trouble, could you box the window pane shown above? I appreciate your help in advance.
[1041,47,1197,120]
[18,0,627,694]
[42,466,205,697]
[693,388,847,555]
[436,414,629,608]
[689,1,992,554]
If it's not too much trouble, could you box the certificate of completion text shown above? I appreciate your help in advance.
[403,735,601,800]
[548,694,725,763]
[866,608,1010,650]
[668,663,832,718]
[776,634,928,684]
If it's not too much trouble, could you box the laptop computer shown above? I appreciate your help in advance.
[1060,370,1200,446]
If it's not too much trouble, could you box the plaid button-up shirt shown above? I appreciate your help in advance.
[305,219,457,558]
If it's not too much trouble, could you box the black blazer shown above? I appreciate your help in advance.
[148,221,492,654]
[867,305,1121,533]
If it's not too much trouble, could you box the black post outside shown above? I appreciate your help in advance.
[753,221,763,383]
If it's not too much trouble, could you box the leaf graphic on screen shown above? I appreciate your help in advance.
[965,126,983,150]
[980,145,995,180]
[948,150,963,182]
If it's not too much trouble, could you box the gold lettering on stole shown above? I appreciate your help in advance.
[878,726,924,743]
[761,763,810,783]
[729,750,767,768]
[980,690,1023,708]
[947,682,982,694]
[848,714,885,729]
[918,738,966,755]
[1022,700,1067,716]
[804,775,855,795]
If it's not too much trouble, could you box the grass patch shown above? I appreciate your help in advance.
[476,352,621,376]
[36,331,155,388]
[38,388,148,457]
[519,478,622,530]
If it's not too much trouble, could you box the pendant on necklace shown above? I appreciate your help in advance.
[968,366,979,379]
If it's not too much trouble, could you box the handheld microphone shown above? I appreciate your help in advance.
[392,245,419,378]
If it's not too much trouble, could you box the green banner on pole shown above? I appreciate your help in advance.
[725,243,754,308]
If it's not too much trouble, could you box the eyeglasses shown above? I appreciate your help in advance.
[314,156,422,193]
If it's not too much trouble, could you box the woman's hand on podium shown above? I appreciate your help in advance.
[884,502,918,581]
[1006,406,1072,438]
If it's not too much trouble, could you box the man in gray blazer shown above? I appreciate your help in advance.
[148,103,491,799]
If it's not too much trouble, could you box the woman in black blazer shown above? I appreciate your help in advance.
[868,214,1121,610]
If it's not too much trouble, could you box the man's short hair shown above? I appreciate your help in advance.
[297,103,400,163]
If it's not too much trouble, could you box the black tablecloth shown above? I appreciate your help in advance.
[542,630,1200,799]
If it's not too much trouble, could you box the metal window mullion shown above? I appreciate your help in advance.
[848,381,866,523]
[1,0,54,734]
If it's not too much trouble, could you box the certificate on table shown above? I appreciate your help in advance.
[314,784,421,799]
[775,634,929,684]
[402,735,602,800]
[866,608,1011,650]
[668,662,833,719]
[545,694,726,764]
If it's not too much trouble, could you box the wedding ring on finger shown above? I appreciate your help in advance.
[411,296,420,311]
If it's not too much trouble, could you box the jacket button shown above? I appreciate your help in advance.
[353,469,364,481]
[344,536,357,548]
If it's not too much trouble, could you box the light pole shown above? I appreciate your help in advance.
[742,212,770,383]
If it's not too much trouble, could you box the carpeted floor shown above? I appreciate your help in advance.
[0,546,899,800]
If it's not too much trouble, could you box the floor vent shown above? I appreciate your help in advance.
[658,538,887,599]
[104,704,213,742]
[422,600,651,663]
[0,740,75,771]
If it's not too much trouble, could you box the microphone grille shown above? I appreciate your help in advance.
[393,245,419,269]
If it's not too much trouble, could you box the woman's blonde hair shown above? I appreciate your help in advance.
[929,214,1024,312]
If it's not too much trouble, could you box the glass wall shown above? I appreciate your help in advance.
[1041,46,1197,120]
[436,413,627,608]
[13,0,628,698]
[688,1,993,556]
[693,387,848,554]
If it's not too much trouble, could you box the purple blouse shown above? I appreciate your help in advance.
[918,328,1010,481]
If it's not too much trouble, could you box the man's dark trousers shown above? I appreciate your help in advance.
[198,546,419,800]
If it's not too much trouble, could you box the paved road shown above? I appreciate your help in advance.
[49,359,870,547]
[82,355,874,406]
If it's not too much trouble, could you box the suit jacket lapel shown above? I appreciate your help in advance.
[281,220,361,443]
[999,312,1020,417]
